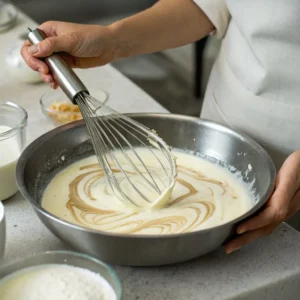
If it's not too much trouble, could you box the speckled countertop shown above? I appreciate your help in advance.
[1,8,300,300]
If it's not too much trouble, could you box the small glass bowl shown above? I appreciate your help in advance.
[40,88,108,126]
[0,1,18,33]
[0,251,122,299]
[0,102,27,201]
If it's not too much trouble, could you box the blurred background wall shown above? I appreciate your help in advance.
[11,0,221,116]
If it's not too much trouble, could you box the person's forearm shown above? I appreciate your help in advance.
[109,0,214,59]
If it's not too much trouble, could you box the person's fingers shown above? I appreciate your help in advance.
[40,74,57,89]
[236,197,288,235]
[276,151,300,196]
[39,21,59,37]
[286,189,300,219]
[236,164,297,235]
[51,82,58,89]
[225,152,300,255]
[21,40,49,74]
[225,223,279,254]
[27,33,80,58]
[41,74,54,84]
[236,152,300,235]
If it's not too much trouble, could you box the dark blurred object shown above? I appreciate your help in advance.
[11,0,155,23]
[194,37,208,99]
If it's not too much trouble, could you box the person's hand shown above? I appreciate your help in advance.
[21,21,117,88]
[225,150,300,254]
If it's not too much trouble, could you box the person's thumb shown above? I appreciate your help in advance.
[27,33,80,57]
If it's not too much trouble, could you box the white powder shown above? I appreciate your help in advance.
[0,264,117,300]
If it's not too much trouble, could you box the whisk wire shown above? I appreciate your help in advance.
[77,95,141,206]
[108,117,170,177]
[75,92,176,208]
[104,118,167,185]
[77,94,155,205]
[85,97,161,196]
[98,120,162,193]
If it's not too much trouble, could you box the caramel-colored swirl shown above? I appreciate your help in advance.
[65,164,232,234]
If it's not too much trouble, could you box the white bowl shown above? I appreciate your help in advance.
[0,202,5,260]
[5,41,42,84]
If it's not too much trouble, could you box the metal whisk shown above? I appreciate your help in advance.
[28,28,177,208]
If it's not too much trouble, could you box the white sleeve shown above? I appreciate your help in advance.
[193,0,230,39]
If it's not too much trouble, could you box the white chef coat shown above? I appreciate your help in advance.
[193,0,300,170]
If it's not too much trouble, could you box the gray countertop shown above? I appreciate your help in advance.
[1,8,300,300]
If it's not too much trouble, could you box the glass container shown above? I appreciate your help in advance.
[0,102,27,201]
[0,251,122,299]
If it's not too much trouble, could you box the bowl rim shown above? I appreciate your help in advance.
[0,102,28,139]
[0,1,18,29]
[0,201,4,222]
[16,113,277,239]
[0,250,122,298]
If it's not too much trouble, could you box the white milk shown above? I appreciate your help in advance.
[0,264,117,300]
[0,125,21,201]
[0,201,5,259]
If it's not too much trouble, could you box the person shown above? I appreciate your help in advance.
[21,0,300,254]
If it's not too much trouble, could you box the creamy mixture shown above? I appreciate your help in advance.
[0,125,21,201]
[42,150,254,235]
[0,264,117,300]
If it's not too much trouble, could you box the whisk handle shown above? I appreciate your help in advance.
[27,28,89,103]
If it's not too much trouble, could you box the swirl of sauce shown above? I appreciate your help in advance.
[65,164,233,234]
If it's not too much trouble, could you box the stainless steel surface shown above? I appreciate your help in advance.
[0,202,5,260]
[76,93,176,208]
[27,28,89,103]
[0,251,122,299]
[16,114,276,266]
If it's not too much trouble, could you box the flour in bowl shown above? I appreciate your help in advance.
[0,264,117,300]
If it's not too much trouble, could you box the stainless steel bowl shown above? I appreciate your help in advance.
[16,114,276,266]
[0,202,5,260]
[0,251,122,299]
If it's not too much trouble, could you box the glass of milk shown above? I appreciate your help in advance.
[0,102,27,201]
[0,201,5,259]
